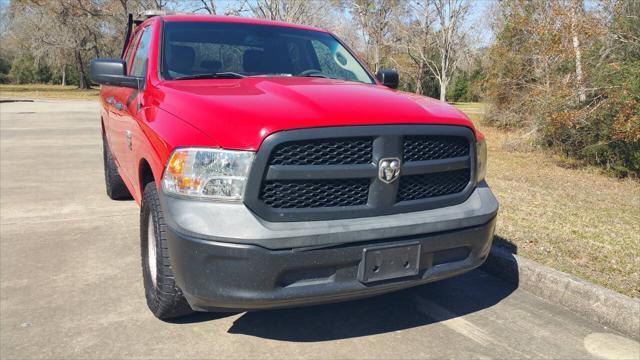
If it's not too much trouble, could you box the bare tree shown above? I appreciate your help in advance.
[250,0,314,24]
[402,0,435,94]
[426,0,468,101]
[349,0,399,73]
[152,0,169,10]
[5,0,150,88]
[570,0,587,103]
[195,0,217,14]
[6,1,85,86]
[178,0,248,15]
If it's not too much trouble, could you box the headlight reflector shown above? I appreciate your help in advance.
[476,139,487,183]
[162,148,254,201]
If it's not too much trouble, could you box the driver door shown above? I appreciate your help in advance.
[109,26,151,185]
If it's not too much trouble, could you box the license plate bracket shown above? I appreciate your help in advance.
[358,242,421,283]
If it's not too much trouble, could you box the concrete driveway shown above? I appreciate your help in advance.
[1,98,638,359]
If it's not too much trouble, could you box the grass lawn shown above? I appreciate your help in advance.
[0,84,99,100]
[454,102,640,298]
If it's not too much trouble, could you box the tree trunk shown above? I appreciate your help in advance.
[415,61,424,95]
[373,41,380,73]
[440,54,448,101]
[75,50,89,89]
[61,64,66,86]
[570,0,586,103]
[439,78,448,101]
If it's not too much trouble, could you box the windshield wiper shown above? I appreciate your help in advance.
[173,72,246,80]
[297,73,332,79]
[251,73,293,77]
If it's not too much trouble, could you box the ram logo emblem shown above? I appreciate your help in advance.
[378,158,401,184]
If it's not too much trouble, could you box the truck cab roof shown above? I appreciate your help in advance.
[143,13,329,34]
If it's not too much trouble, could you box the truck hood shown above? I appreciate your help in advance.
[154,77,476,150]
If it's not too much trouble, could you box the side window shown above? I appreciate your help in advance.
[311,40,358,81]
[122,30,141,64]
[130,27,152,77]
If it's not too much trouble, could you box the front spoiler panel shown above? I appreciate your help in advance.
[166,216,497,311]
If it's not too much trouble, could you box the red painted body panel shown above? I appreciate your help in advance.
[154,77,477,151]
[99,15,481,205]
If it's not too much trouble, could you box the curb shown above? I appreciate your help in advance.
[481,246,640,340]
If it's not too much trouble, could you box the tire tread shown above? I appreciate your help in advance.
[141,183,193,319]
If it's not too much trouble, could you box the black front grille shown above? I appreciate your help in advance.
[403,136,469,162]
[244,125,476,222]
[261,179,370,208]
[397,169,471,202]
[270,138,373,165]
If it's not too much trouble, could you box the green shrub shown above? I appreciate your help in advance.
[484,0,639,177]
[8,56,54,84]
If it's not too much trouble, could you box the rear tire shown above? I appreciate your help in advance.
[141,182,194,320]
[102,135,132,200]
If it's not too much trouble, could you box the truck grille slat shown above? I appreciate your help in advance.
[261,179,370,208]
[397,169,471,202]
[244,126,476,221]
[403,136,469,162]
[270,138,373,166]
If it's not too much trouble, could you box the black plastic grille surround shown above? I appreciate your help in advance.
[270,138,373,165]
[398,169,471,202]
[244,125,476,222]
[403,136,469,162]
[261,179,370,208]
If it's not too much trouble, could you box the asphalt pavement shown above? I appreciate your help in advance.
[1,98,638,359]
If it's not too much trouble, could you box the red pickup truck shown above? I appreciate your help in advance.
[91,13,498,319]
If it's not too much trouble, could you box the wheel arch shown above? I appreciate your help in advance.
[139,158,157,193]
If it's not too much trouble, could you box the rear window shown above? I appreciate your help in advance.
[161,21,374,84]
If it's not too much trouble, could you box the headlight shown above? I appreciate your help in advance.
[162,148,254,201]
[476,139,487,183]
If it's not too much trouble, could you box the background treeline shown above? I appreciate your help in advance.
[0,0,637,176]
[484,0,639,177]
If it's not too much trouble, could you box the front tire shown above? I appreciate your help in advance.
[141,182,193,320]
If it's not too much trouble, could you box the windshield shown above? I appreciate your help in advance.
[161,21,374,84]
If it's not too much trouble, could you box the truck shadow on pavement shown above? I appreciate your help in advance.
[223,266,518,342]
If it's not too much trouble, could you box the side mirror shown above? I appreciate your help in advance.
[90,58,141,88]
[376,69,399,89]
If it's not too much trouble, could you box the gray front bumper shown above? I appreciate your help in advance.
[159,182,498,250]
[159,182,498,311]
